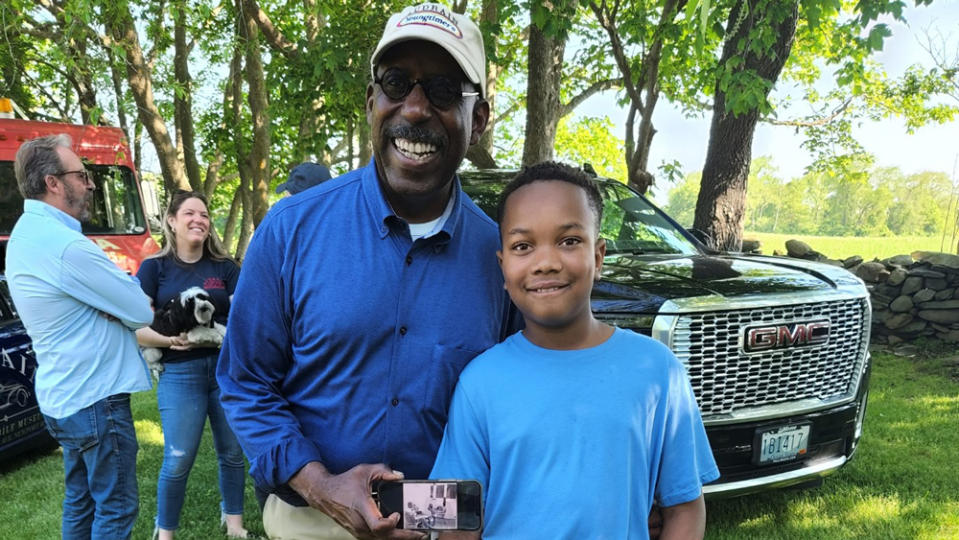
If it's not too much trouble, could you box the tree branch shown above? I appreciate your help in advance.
[145,0,167,72]
[764,98,853,127]
[242,0,298,59]
[20,70,71,120]
[560,77,623,117]
[487,100,522,132]
[589,1,644,108]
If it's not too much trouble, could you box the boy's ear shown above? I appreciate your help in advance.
[496,249,508,289]
[594,238,606,281]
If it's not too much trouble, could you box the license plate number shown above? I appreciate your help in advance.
[756,424,810,464]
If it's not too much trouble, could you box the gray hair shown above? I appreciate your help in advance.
[14,134,72,199]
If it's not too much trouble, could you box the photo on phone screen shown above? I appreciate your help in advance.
[374,480,482,531]
[402,482,457,529]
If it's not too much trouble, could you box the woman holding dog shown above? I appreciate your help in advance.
[135,190,251,539]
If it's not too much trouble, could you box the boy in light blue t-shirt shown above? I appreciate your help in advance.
[430,162,719,539]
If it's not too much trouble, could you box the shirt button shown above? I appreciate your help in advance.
[391,398,399,406]
[406,255,413,265]
[399,326,407,335]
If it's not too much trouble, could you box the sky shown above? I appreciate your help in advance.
[575,0,959,198]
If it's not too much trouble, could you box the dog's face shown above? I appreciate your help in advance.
[151,286,216,336]
[181,287,215,326]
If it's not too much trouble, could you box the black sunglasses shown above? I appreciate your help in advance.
[55,169,92,184]
[374,68,479,109]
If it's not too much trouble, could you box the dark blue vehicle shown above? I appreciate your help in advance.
[0,246,57,462]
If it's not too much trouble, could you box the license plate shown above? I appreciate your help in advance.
[755,424,810,464]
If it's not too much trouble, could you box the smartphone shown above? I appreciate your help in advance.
[372,479,482,531]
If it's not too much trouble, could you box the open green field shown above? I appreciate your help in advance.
[746,232,955,261]
[1,347,956,539]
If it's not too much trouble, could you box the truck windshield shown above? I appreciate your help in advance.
[0,163,147,236]
[599,181,699,256]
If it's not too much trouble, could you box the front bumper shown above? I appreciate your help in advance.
[702,360,871,498]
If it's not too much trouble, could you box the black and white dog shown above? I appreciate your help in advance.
[142,286,226,374]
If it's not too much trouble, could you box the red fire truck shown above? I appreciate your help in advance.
[1,117,161,274]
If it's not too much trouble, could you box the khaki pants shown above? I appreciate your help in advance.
[263,494,355,540]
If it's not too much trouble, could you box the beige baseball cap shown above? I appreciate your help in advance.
[370,3,487,98]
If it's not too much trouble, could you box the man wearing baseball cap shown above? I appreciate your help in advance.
[218,4,517,539]
[276,162,332,196]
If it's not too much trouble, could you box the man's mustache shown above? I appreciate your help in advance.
[386,125,444,148]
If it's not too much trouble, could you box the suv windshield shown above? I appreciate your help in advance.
[1,162,146,236]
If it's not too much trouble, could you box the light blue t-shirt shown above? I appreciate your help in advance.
[430,327,719,539]
[5,199,154,419]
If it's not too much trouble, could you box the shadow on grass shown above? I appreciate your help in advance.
[0,442,59,476]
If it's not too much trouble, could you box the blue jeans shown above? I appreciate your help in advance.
[156,354,246,530]
[43,393,139,540]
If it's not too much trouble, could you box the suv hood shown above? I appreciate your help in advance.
[594,253,849,314]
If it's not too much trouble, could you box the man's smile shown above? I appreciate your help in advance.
[393,137,438,162]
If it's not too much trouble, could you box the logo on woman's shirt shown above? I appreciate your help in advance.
[203,277,226,290]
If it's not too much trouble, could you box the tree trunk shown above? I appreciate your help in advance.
[238,0,271,226]
[228,25,253,259]
[74,65,99,126]
[203,153,224,200]
[223,184,242,249]
[694,0,799,251]
[346,120,355,169]
[174,0,202,191]
[107,47,130,143]
[476,0,498,164]
[236,185,255,260]
[465,145,497,169]
[103,0,190,194]
[358,119,371,166]
[521,22,565,166]
[133,118,144,178]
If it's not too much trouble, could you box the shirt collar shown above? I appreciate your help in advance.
[361,160,464,241]
[23,198,82,233]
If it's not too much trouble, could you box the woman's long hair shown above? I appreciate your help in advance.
[151,190,235,264]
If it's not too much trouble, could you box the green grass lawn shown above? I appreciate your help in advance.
[746,232,953,261]
[1,348,956,539]
[0,388,266,540]
[706,347,959,539]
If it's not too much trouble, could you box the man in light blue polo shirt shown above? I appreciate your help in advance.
[5,134,154,540]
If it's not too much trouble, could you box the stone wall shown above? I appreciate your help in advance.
[775,240,959,345]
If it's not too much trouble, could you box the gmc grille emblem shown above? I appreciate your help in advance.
[744,320,830,352]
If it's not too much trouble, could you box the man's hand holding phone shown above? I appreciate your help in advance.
[289,461,426,540]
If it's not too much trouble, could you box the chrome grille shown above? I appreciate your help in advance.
[670,298,868,417]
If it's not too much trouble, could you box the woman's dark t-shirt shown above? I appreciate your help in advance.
[137,255,240,363]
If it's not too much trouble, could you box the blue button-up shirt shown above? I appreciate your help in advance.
[217,161,517,501]
[5,199,153,419]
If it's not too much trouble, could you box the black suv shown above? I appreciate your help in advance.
[459,169,871,497]
[0,246,56,462]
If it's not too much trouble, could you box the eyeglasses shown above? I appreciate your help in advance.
[55,169,93,185]
[374,68,480,109]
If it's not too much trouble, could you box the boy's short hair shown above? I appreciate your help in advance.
[497,161,604,232]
